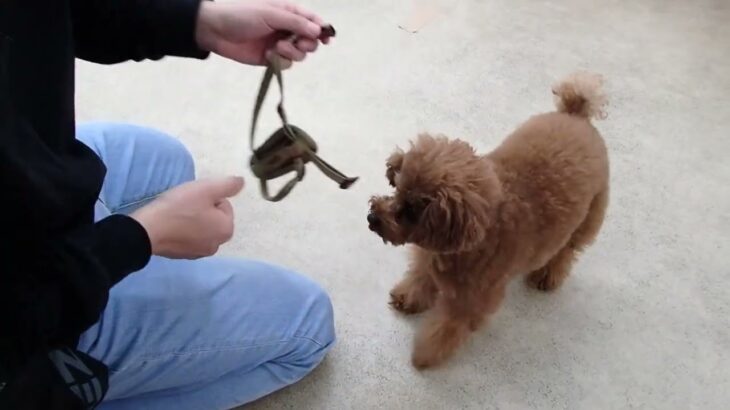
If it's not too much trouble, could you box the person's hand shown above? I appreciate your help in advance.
[130,176,245,259]
[195,0,330,68]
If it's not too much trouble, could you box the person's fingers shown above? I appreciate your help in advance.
[264,8,321,38]
[275,40,306,62]
[265,49,293,69]
[295,38,318,53]
[214,199,235,242]
[216,198,234,218]
[201,243,220,258]
[269,2,331,46]
[279,2,325,26]
[199,176,245,200]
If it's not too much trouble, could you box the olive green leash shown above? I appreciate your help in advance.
[249,24,358,202]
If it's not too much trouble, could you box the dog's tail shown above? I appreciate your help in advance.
[552,71,607,120]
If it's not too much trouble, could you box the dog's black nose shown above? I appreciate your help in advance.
[367,213,380,226]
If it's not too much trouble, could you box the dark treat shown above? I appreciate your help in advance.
[320,24,336,39]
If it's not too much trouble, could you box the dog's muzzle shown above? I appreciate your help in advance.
[367,212,381,232]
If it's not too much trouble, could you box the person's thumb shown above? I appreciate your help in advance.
[199,176,245,201]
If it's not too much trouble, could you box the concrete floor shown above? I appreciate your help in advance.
[75,0,730,409]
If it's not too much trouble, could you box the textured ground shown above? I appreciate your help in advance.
[76,0,730,408]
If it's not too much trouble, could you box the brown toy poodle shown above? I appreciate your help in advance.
[368,72,610,369]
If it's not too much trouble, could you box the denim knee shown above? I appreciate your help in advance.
[290,283,336,368]
[115,123,196,183]
[77,121,196,183]
[311,285,336,347]
[146,128,195,183]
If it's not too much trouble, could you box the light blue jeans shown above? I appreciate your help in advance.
[74,122,335,410]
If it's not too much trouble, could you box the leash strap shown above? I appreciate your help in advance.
[249,25,358,202]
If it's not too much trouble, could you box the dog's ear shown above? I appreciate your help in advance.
[417,190,490,252]
[385,148,404,187]
[456,190,491,250]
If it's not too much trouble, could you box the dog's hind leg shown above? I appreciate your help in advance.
[527,188,609,291]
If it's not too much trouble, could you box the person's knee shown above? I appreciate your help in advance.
[76,121,195,182]
[309,283,336,347]
[287,279,336,369]
[145,128,195,183]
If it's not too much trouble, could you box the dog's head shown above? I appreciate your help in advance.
[368,133,502,253]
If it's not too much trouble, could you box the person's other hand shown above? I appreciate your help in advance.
[131,176,245,259]
[195,0,330,68]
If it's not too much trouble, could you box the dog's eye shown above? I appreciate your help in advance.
[399,201,420,223]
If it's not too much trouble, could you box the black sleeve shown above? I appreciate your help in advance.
[0,215,152,352]
[0,347,111,409]
[0,39,151,361]
[0,136,151,408]
[70,0,211,63]
[0,55,150,409]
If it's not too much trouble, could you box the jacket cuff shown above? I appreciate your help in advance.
[91,214,152,285]
[152,0,211,59]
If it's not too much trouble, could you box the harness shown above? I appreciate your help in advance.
[249,24,358,201]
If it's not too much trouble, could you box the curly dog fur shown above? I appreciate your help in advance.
[368,71,610,369]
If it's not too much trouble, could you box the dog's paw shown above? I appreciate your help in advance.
[388,290,424,314]
[526,268,563,292]
[388,274,437,314]
[410,315,470,370]
[411,349,440,370]
[410,333,454,370]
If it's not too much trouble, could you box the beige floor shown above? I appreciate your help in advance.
[76,0,730,408]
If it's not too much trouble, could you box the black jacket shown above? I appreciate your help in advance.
[0,0,209,408]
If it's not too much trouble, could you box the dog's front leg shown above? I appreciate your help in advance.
[411,278,507,369]
[389,247,438,314]
[411,291,472,369]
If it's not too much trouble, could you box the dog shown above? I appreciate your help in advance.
[368,72,610,369]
